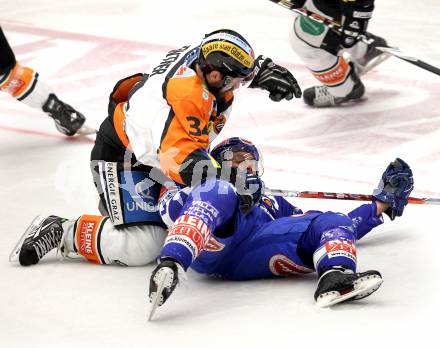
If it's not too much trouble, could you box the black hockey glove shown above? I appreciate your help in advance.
[340,0,375,48]
[372,158,414,220]
[249,55,302,102]
[234,172,265,215]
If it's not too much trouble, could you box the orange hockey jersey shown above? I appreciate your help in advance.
[111,45,234,186]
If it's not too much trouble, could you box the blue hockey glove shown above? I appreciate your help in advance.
[373,158,414,220]
[249,55,302,102]
[234,172,265,215]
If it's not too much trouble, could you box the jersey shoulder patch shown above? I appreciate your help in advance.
[173,66,196,79]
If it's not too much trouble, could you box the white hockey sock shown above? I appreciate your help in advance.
[19,78,53,110]
[61,219,76,255]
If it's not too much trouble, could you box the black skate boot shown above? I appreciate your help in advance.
[10,215,66,266]
[148,258,182,320]
[353,32,390,75]
[303,65,365,107]
[42,93,86,136]
[314,267,383,307]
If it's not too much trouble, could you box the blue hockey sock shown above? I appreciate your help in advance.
[313,227,357,276]
[160,178,238,269]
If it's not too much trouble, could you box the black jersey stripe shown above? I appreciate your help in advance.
[158,47,196,150]
[159,108,176,149]
[17,72,39,101]
[72,219,78,253]
[161,45,193,99]
[126,73,149,110]
[96,217,109,264]
[0,70,9,84]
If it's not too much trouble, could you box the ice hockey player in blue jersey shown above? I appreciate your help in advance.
[149,137,414,316]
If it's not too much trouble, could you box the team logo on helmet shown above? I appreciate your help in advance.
[263,197,273,208]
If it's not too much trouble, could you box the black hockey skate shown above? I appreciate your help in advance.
[314,268,383,307]
[303,66,365,107]
[353,33,391,76]
[148,259,181,321]
[10,215,66,266]
[42,93,91,136]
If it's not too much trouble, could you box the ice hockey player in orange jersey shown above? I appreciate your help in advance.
[11,29,302,269]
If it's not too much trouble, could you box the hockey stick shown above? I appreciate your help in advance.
[264,188,440,205]
[268,0,342,30]
[268,0,440,76]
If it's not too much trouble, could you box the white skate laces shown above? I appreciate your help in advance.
[313,85,336,107]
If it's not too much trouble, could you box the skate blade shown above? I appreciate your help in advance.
[9,215,45,262]
[148,268,174,321]
[316,275,383,308]
[75,124,97,136]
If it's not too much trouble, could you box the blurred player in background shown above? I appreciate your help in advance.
[0,26,93,135]
[289,0,389,107]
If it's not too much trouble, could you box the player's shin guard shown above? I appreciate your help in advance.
[311,226,383,307]
[159,178,237,270]
[0,62,89,135]
[312,227,357,276]
[303,60,365,107]
[160,214,211,270]
[67,214,167,266]
[73,215,109,264]
[0,63,40,102]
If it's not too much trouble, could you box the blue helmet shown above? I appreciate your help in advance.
[210,137,262,176]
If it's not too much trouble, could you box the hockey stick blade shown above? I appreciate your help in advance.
[269,1,342,29]
[264,188,440,205]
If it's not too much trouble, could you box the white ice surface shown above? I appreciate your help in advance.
[0,1,439,347]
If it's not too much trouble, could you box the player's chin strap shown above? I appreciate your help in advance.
[264,188,440,205]
[267,0,440,76]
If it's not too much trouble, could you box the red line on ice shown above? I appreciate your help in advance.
[0,125,95,143]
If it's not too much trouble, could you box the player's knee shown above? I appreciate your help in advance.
[101,223,167,266]
[289,17,311,53]
[183,178,238,227]
[0,50,16,76]
[319,212,355,241]
[0,61,14,77]
[159,186,191,227]
[0,27,16,75]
